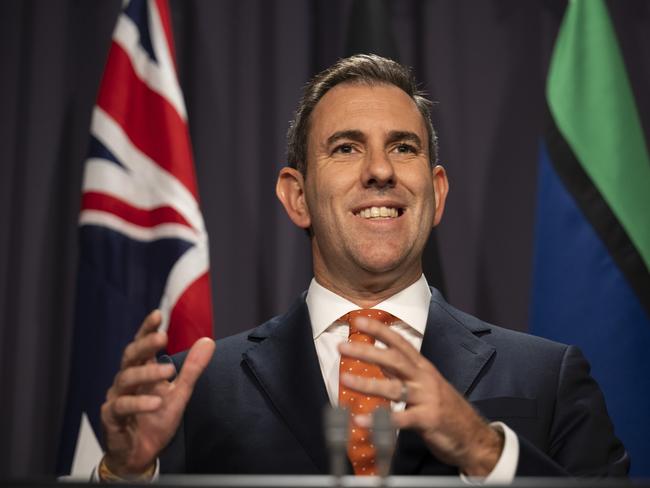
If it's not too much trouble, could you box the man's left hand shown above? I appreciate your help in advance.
[338,316,504,476]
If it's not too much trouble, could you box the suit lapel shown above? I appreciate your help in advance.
[242,297,331,473]
[391,289,496,474]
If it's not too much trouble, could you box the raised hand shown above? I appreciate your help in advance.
[338,316,503,476]
[100,310,215,477]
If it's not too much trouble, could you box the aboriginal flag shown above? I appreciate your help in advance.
[531,0,650,476]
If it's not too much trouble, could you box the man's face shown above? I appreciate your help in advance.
[297,82,446,290]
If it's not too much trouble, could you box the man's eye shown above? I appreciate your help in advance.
[395,143,417,153]
[333,144,354,154]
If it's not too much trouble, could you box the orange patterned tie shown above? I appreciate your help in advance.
[338,309,397,475]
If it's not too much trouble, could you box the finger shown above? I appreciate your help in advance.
[121,330,168,369]
[134,309,163,340]
[339,341,414,379]
[390,410,415,429]
[114,363,176,393]
[352,413,373,428]
[106,395,163,419]
[352,316,423,366]
[340,373,414,403]
[390,409,417,430]
[174,338,216,402]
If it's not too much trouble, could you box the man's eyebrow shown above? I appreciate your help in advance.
[326,130,366,146]
[386,131,423,148]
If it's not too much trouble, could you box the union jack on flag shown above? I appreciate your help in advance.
[58,0,213,476]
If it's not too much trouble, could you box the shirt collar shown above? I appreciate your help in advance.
[306,275,432,339]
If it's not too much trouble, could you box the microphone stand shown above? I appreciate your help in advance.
[372,407,395,488]
[324,406,349,488]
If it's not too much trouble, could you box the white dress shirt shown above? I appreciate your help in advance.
[306,275,519,484]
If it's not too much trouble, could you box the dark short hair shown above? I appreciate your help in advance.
[286,54,438,175]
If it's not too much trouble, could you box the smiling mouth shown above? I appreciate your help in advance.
[354,206,403,219]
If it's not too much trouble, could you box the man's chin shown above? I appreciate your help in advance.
[355,253,412,277]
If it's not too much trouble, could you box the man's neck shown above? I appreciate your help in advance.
[312,270,422,308]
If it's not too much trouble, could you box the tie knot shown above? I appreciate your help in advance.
[340,309,398,336]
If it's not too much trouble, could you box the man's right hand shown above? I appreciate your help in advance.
[100,310,216,478]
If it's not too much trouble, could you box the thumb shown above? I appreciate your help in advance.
[174,337,215,399]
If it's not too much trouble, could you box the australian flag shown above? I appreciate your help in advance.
[58,0,213,476]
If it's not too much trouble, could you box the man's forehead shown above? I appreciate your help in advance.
[309,82,426,139]
[313,81,417,114]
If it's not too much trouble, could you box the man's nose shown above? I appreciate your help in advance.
[361,148,396,189]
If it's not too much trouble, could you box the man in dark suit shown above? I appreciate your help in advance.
[98,55,628,481]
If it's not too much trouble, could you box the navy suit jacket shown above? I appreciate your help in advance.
[160,288,628,476]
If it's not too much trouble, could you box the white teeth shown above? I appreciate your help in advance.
[355,206,399,219]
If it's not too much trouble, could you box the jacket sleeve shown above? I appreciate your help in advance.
[516,345,629,476]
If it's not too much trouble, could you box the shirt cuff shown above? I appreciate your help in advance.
[150,459,161,481]
[459,422,519,485]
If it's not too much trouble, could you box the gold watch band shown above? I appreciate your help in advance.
[98,456,156,483]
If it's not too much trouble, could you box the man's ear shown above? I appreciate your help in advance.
[432,165,449,227]
[276,167,311,229]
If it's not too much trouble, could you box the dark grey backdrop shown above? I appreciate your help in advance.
[1,0,648,478]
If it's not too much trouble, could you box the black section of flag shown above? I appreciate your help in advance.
[545,108,650,316]
[345,0,398,60]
